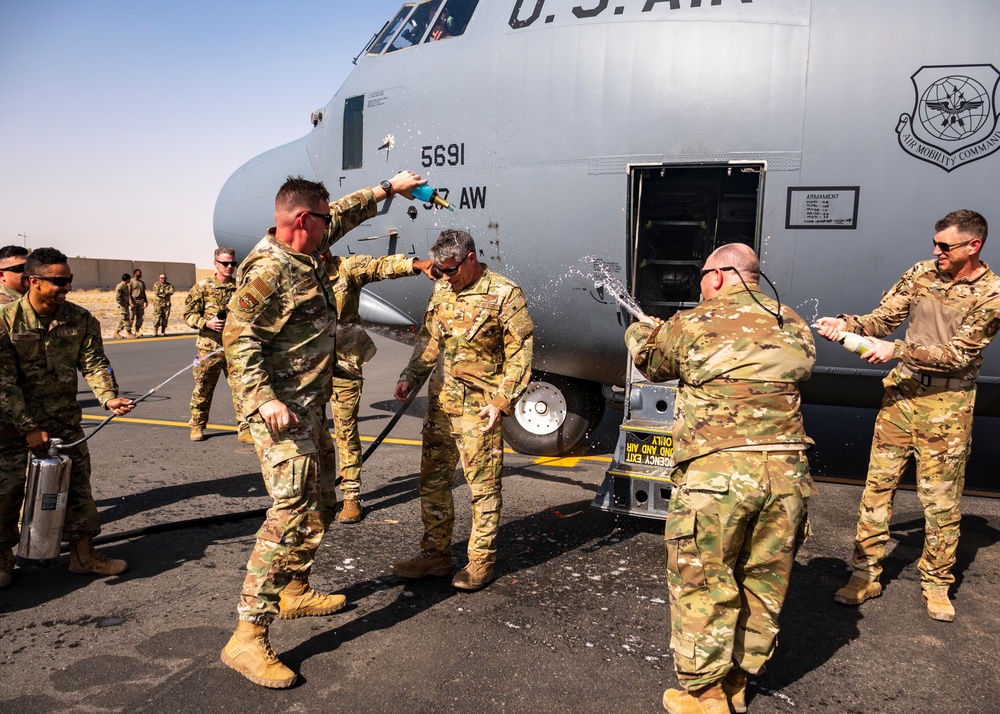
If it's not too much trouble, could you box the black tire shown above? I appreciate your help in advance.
[502,371,603,456]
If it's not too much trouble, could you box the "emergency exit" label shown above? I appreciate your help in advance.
[624,432,674,468]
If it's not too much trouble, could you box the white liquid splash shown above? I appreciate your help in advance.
[587,257,647,320]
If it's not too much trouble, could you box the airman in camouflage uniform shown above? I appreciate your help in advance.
[113,273,131,338]
[322,251,434,524]
[392,229,534,592]
[183,248,246,442]
[817,209,1000,624]
[220,171,425,689]
[0,248,134,589]
[625,244,816,714]
[151,273,175,336]
[128,269,147,335]
[0,245,28,307]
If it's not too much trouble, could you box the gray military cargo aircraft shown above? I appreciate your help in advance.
[214,0,1000,470]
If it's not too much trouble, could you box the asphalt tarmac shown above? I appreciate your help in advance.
[1,332,998,713]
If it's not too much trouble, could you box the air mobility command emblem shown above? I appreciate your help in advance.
[896,64,1000,172]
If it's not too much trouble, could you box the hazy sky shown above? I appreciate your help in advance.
[0,0,405,267]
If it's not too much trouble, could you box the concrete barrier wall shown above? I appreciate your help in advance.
[97,260,134,291]
[162,262,197,291]
[63,258,198,291]
[71,258,100,289]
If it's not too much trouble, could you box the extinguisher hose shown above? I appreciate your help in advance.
[58,349,223,450]
[78,370,429,549]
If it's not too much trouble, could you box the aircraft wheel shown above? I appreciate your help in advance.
[502,372,603,456]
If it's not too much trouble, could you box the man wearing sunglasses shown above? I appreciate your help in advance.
[392,229,534,592]
[220,170,424,688]
[0,245,28,306]
[0,247,134,589]
[625,243,815,714]
[184,247,248,443]
[816,209,1000,624]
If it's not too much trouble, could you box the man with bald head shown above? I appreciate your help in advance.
[220,170,424,689]
[625,243,817,714]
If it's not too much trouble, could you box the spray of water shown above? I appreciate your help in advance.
[585,256,648,320]
[795,298,821,326]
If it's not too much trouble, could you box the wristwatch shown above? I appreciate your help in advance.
[380,179,393,196]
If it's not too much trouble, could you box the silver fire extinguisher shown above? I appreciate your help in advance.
[16,438,72,568]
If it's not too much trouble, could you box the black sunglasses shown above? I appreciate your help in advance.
[216,260,238,267]
[306,211,333,226]
[932,238,974,253]
[0,264,25,274]
[700,266,736,277]
[435,253,469,276]
[31,274,73,287]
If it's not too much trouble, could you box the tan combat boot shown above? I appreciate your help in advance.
[0,546,13,589]
[237,424,254,445]
[277,578,346,620]
[722,669,748,713]
[662,684,729,714]
[452,560,494,591]
[69,537,127,576]
[190,424,205,442]
[220,621,296,688]
[391,552,452,579]
[922,587,956,622]
[338,497,362,524]
[834,575,882,605]
[113,330,122,339]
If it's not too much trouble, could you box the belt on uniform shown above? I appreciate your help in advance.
[900,364,974,389]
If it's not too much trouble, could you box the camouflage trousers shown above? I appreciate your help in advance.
[330,375,364,498]
[849,372,973,589]
[152,303,171,333]
[417,398,504,564]
[238,407,333,624]
[129,302,145,333]
[664,449,814,691]
[116,304,131,334]
[189,346,244,428]
[0,423,101,551]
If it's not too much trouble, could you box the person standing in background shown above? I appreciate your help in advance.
[128,269,147,336]
[151,273,175,336]
[184,248,248,443]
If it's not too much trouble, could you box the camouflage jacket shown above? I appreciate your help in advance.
[152,281,175,306]
[400,267,534,416]
[184,276,236,351]
[114,281,130,308]
[224,188,378,423]
[0,283,21,306]
[329,253,418,378]
[839,259,1000,380]
[129,278,147,305]
[625,284,815,463]
[0,297,118,434]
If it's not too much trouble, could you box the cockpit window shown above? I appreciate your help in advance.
[369,0,480,55]
[424,0,479,42]
[387,0,444,53]
[368,4,413,55]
